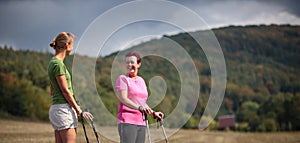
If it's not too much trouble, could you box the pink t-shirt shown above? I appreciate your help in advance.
[115,75,148,126]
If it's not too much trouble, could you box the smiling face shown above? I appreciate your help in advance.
[125,56,141,78]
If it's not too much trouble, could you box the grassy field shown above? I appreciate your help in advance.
[1,119,300,143]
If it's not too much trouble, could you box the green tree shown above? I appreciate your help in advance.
[236,101,260,131]
[258,118,277,132]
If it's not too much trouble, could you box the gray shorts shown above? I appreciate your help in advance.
[118,123,146,143]
[49,103,78,130]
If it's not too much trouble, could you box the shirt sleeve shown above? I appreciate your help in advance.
[52,62,66,77]
[115,75,128,92]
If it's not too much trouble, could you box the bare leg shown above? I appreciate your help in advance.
[59,128,77,143]
[55,130,63,143]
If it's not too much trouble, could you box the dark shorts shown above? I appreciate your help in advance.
[118,123,146,143]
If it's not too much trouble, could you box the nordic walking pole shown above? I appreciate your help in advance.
[81,111,89,143]
[154,112,168,143]
[81,108,101,143]
[144,112,152,143]
[90,116,100,143]
[158,119,168,143]
[85,108,101,143]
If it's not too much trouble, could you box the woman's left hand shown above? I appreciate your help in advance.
[153,112,164,121]
[81,111,94,121]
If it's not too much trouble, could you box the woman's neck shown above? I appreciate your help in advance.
[54,52,66,61]
[127,73,138,79]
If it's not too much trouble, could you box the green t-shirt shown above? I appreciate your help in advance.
[48,57,74,105]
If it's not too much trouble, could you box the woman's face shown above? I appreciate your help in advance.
[125,56,141,77]
[66,41,74,56]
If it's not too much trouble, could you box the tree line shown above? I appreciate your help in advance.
[0,24,299,131]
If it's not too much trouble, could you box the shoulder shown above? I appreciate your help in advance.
[49,58,64,67]
[137,76,146,83]
[137,76,144,80]
[48,59,66,75]
[118,74,128,80]
[116,74,129,82]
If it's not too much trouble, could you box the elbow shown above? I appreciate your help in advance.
[118,97,130,105]
[117,97,126,104]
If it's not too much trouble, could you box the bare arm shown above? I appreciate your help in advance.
[56,75,82,115]
[117,90,140,110]
[117,89,164,120]
[55,75,94,120]
[144,104,164,120]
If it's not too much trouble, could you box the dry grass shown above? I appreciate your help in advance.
[0,120,113,143]
[165,130,300,143]
[1,120,300,143]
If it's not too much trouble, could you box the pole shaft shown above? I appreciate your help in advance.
[160,121,168,143]
[144,112,151,143]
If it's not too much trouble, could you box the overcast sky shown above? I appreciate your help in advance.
[0,0,300,57]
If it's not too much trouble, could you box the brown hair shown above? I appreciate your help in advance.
[50,32,75,49]
[125,52,142,64]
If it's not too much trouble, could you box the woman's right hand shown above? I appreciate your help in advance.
[138,106,152,114]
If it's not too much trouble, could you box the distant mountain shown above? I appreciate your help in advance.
[0,24,299,131]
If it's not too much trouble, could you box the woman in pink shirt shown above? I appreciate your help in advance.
[115,52,164,143]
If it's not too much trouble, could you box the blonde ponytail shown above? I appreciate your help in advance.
[50,32,75,50]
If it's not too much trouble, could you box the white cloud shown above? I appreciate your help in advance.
[248,11,300,25]
[187,0,300,28]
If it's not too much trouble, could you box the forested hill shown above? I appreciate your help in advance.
[0,24,299,131]
[215,25,299,67]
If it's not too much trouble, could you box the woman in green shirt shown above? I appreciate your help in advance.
[48,32,93,143]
